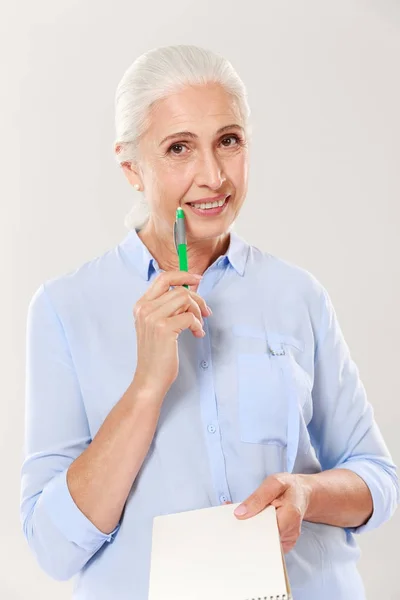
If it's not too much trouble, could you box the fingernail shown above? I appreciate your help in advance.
[207,305,213,315]
[234,505,247,516]
[193,274,202,279]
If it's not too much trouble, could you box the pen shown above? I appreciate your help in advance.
[174,207,189,289]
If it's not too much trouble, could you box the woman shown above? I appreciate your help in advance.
[20,44,398,599]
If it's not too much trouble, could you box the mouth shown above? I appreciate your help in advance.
[186,194,231,217]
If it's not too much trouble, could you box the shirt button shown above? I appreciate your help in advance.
[220,495,228,503]
[200,360,209,369]
[207,424,216,433]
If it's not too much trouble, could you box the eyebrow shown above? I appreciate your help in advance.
[159,124,244,146]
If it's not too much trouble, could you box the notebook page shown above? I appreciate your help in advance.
[148,502,288,600]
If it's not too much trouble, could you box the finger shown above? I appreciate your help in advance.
[275,504,302,540]
[157,286,210,319]
[141,271,203,302]
[189,279,201,291]
[282,540,296,554]
[187,290,212,316]
[234,475,288,519]
[143,288,204,326]
[275,505,301,554]
[280,526,299,551]
[168,311,205,338]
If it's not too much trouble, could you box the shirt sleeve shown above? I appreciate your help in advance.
[307,284,399,534]
[20,283,120,581]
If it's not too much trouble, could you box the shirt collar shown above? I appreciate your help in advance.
[118,226,250,280]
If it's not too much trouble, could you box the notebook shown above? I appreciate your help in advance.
[148,502,292,600]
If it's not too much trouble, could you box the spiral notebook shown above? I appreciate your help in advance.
[148,502,292,600]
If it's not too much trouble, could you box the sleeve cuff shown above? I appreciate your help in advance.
[339,459,399,534]
[40,468,120,552]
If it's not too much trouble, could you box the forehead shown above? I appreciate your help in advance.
[147,84,242,133]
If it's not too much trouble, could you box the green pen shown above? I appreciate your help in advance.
[173,207,189,288]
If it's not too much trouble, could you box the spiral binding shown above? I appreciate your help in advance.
[245,595,291,600]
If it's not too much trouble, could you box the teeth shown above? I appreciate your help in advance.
[190,197,228,210]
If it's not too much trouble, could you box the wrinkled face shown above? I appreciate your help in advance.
[122,83,249,241]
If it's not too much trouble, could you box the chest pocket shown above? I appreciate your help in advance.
[233,326,312,472]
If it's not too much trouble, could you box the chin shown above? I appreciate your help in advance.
[186,218,233,242]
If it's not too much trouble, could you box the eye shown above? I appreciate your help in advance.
[220,134,242,147]
[167,143,189,155]
[166,134,243,156]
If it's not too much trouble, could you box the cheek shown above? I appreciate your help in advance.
[225,153,248,189]
[156,162,194,192]
[150,165,192,217]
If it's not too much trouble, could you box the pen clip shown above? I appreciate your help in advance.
[173,220,178,253]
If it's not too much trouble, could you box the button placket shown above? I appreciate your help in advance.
[197,317,232,508]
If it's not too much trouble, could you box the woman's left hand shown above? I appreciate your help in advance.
[225,473,311,553]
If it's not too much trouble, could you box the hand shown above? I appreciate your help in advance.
[132,271,211,399]
[231,473,311,553]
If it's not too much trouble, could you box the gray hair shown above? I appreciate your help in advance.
[114,44,252,230]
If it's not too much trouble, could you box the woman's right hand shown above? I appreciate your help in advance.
[132,271,211,400]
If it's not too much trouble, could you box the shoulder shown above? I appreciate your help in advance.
[246,243,336,348]
[247,242,327,303]
[27,241,128,320]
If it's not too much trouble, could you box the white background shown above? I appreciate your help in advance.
[3,0,399,597]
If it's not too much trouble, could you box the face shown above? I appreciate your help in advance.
[119,83,249,241]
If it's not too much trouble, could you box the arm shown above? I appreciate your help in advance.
[66,382,162,535]
[299,468,373,528]
[305,284,399,533]
[20,284,163,581]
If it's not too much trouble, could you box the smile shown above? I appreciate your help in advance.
[187,195,230,216]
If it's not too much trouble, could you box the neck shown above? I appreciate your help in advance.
[137,217,230,276]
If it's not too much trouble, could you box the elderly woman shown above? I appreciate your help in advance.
[21,45,398,600]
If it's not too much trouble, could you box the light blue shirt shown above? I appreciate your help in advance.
[20,227,399,599]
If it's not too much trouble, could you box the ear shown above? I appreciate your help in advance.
[115,143,143,189]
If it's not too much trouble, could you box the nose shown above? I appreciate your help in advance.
[194,149,226,191]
